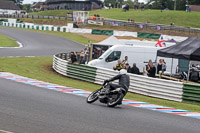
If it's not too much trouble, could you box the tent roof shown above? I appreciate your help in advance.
[157,37,200,61]
[94,36,122,46]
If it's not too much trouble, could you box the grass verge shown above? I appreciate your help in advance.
[29,9,200,28]
[0,34,18,47]
[0,57,199,112]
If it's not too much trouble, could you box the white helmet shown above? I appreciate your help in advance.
[119,69,127,75]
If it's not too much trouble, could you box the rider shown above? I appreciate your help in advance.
[103,69,130,103]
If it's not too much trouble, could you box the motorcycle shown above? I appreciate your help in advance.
[86,82,125,107]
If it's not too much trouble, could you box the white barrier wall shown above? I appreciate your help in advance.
[53,55,184,102]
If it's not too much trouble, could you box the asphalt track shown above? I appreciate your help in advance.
[0,27,85,57]
[0,27,200,133]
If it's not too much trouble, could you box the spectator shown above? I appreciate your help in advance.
[109,3,112,9]
[125,63,132,73]
[113,59,125,71]
[70,52,77,63]
[162,59,166,73]
[157,59,163,74]
[147,60,156,77]
[122,56,128,66]
[80,50,85,64]
[131,63,140,75]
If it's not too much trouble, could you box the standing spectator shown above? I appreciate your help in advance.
[147,60,156,77]
[131,63,140,75]
[80,50,85,64]
[162,59,166,73]
[70,51,77,63]
[109,3,112,9]
[125,63,132,73]
[157,59,163,74]
[122,56,128,66]
[113,59,125,71]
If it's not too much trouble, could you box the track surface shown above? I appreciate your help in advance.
[0,27,199,133]
[0,27,85,57]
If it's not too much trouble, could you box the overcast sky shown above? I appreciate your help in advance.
[23,0,45,4]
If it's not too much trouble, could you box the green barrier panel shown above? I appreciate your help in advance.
[0,21,3,26]
[23,24,25,28]
[57,27,60,32]
[27,25,30,29]
[51,27,54,31]
[92,29,113,36]
[36,26,39,30]
[4,23,6,26]
[32,25,34,29]
[66,63,97,83]
[63,28,66,32]
[46,26,49,31]
[183,83,200,104]
[12,23,14,27]
[8,23,10,26]
[19,24,22,28]
[42,26,44,30]
[16,24,18,27]
[138,32,161,39]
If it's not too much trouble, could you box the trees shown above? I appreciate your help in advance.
[11,0,24,8]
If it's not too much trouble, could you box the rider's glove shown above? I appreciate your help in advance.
[103,80,109,85]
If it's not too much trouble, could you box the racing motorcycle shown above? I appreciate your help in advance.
[86,82,125,107]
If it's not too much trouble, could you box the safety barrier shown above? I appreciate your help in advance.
[53,54,184,102]
[183,83,200,104]
[1,21,188,42]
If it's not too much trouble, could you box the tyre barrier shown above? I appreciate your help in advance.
[53,54,188,102]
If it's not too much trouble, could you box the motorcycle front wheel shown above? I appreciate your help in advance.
[107,93,124,107]
[86,89,99,103]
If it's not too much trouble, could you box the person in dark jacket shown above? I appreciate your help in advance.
[70,52,77,63]
[131,63,140,74]
[125,63,132,73]
[147,62,156,77]
[103,69,130,104]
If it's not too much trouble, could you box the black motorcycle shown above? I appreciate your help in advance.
[86,82,125,107]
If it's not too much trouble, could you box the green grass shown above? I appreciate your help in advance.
[90,9,200,28]
[30,9,200,28]
[0,34,18,47]
[0,57,199,113]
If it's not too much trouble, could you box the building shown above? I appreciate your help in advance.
[0,0,21,14]
[46,0,103,11]
[189,5,200,12]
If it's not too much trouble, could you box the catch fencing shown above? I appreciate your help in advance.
[53,53,184,102]
[0,14,73,21]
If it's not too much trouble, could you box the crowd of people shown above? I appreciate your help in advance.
[112,56,167,78]
[113,56,140,75]
[70,48,89,64]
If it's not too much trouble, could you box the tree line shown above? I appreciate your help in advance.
[104,0,200,10]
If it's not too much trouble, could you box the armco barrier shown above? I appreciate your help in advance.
[183,83,200,104]
[53,54,184,102]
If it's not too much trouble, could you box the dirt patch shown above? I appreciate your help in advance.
[77,34,109,42]
[20,18,70,26]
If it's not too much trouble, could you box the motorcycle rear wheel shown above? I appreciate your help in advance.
[107,93,124,107]
[86,89,99,103]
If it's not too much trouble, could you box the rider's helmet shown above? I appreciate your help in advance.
[119,69,127,75]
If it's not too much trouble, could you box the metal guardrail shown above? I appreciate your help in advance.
[53,53,184,102]
[0,14,73,21]
[89,18,200,35]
